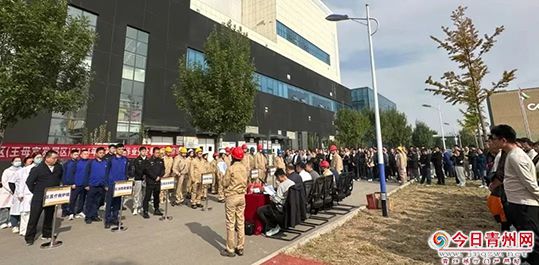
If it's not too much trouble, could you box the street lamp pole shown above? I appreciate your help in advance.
[422,104,446,151]
[326,4,388,217]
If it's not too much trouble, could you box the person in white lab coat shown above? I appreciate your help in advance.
[16,154,41,236]
[6,157,23,233]
[0,158,20,229]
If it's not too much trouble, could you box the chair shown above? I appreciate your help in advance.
[267,185,305,241]
[323,175,334,209]
[303,180,313,203]
[303,177,330,225]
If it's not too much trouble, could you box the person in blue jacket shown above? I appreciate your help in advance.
[104,144,129,229]
[83,147,108,224]
[61,149,79,217]
[67,149,91,220]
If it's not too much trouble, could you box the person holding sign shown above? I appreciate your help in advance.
[24,150,63,246]
[220,147,248,257]
[104,144,129,229]
[142,147,165,219]
[83,148,108,225]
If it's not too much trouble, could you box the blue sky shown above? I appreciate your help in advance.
[322,0,539,135]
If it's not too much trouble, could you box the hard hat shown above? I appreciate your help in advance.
[257,144,263,151]
[219,149,226,154]
[320,160,330,168]
[329,145,338,152]
[180,147,188,154]
[213,152,219,158]
[241,144,248,150]
[165,146,173,153]
[231,147,244,160]
[195,147,202,153]
[224,147,230,153]
[250,147,255,152]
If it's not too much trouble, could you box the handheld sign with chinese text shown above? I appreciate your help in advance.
[113,180,134,197]
[201,173,214,185]
[160,177,175,190]
[43,186,71,207]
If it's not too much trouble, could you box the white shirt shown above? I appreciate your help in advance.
[528,149,538,160]
[504,148,539,206]
[299,170,312,182]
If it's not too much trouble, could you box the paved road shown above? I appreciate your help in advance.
[0,180,398,265]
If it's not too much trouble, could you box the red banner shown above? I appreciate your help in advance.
[0,143,179,161]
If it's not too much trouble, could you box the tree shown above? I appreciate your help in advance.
[425,6,516,148]
[459,128,477,147]
[172,21,257,144]
[412,121,436,148]
[379,109,412,148]
[334,109,370,148]
[0,0,95,145]
[83,121,112,144]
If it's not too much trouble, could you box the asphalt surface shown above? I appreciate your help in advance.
[0,180,398,265]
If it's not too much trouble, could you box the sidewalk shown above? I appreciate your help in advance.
[0,180,397,265]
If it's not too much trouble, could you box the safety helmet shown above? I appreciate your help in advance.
[164,146,173,153]
[257,144,263,151]
[231,147,244,160]
[219,149,226,154]
[329,145,338,152]
[224,147,230,153]
[213,152,219,158]
[195,147,202,153]
[320,160,330,168]
[241,144,248,150]
[179,147,188,154]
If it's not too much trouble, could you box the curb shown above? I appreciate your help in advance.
[251,180,413,265]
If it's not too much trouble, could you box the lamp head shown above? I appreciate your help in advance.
[325,14,349,22]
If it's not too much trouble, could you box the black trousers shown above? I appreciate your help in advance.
[257,203,283,231]
[25,198,55,243]
[434,166,445,185]
[505,202,539,264]
[143,183,160,213]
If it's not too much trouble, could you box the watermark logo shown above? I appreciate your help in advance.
[429,231,451,250]
[428,230,534,264]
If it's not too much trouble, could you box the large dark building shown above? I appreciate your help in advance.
[4,0,351,153]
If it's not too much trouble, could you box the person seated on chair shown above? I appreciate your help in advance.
[257,169,295,237]
[296,162,312,182]
[305,161,320,182]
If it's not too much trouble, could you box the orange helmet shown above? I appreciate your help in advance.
[257,144,263,151]
[329,145,338,152]
[320,160,330,168]
[213,152,219,158]
[231,147,244,160]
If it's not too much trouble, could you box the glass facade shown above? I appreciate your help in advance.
[48,6,97,144]
[186,48,344,112]
[351,87,396,112]
[116,26,149,143]
[276,21,330,65]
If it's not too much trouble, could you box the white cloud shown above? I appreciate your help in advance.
[323,0,539,133]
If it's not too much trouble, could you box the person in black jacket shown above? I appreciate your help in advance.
[129,146,148,215]
[24,150,63,246]
[419,148,432,185]
[142,147,165,219]
[431,147,445,185]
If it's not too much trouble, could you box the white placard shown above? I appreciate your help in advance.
[43,186,71,207]
[251,169,260,180]
[113,180,134,197]
[160,177,175,190]
[201,173,214,185]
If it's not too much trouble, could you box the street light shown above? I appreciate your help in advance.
[326,4,388,217]
[422,104,446,151]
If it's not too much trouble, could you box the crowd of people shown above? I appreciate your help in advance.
[1,125,538,260]
[0,141,347,256]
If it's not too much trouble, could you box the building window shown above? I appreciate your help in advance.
[48,5,97,144]
[185,48,345,112]
[117,26,149,143]
[276,21,330,65]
